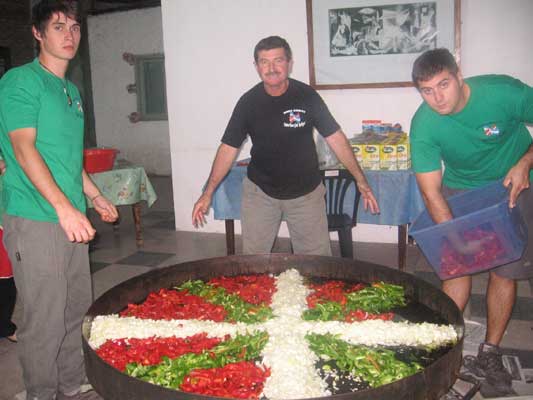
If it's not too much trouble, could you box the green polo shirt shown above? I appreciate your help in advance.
[410,75,533,189]
[0,58,85,222]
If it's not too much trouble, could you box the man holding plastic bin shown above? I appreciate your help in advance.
[410,48,533,395]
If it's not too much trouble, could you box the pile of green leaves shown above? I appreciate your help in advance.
[306,333,422,388]
[176,280,273,323]
[126,331,268,388]
[303,282,406,321]
[346,282,406,314]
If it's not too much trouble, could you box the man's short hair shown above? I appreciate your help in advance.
[412,48,458,87]
[32,0,81,37]
[254,36,292,62]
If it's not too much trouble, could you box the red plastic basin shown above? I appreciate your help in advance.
[83,148,118,173]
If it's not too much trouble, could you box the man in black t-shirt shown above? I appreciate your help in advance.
[192,36,378,255]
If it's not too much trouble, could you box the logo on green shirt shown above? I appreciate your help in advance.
[483,124,500,136]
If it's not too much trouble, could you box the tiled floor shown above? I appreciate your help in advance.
[1,175,532,400]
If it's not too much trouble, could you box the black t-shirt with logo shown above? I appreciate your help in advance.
[221,78,340,199]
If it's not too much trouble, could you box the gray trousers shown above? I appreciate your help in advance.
[3,215,92,400]
[241,177,332,256]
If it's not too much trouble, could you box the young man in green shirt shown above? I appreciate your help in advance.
[410,48,533,395]
[0,1,118,399]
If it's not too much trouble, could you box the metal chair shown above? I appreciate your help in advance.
[322,169,361,258]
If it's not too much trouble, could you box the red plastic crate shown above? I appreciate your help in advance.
[83,148,118,173]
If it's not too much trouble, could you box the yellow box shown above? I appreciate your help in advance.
[351,143,363,165]
[362,144,380,170]
[362,135,387,171]
[350,135,365,165]
[380,138,398,171]
[397,134,411,170]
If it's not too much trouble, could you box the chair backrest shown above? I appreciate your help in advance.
[321,169,361,226]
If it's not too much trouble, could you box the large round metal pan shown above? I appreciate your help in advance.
[82,254,464,400]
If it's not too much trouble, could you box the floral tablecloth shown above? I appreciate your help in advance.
[87,165,157,208]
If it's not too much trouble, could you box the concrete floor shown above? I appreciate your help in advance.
[1,175,532,400]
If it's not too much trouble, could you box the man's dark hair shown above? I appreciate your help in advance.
[412,48,458,87]
[32,0,80,36]
[254,36,292,62]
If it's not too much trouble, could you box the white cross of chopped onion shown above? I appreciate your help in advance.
[89,269,458,399]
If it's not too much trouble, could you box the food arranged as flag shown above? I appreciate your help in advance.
[89,269,458,399]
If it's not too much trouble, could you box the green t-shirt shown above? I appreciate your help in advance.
[0,58,85,222]
[410,75,533,189]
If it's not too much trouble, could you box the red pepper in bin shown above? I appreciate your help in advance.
[440,228,505,278]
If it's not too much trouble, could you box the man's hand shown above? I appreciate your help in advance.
[503,144,533,207]
[93,195,119,223]
[503,163,530,208]
[450,235,491,256]
[57,205,96,243]
[190,143,239,228]
[0,159,6,175]
[324,130,380,214]
[192,192,211,227]
[357,181,380,214]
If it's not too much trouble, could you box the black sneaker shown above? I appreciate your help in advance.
[467,343,513,392]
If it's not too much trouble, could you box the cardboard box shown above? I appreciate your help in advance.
[351,142,363,165]
[397,135,411,170]
[362,120,382,133]
[351,131,410,170]
[380,135,399,171]
[349,135,365,165]
[362,134,387,170]
[362,143,381,170]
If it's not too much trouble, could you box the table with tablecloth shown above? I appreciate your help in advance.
[212,163,426,270]
[0,161,157,246]
[88,162,157,246]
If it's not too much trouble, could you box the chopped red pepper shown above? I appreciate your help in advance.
[180,361,270,399]
[345,309,394,322]
[208,274,276,305]
[440,228,505,279]
[306,280,365,308]
[96,333,224,371]
[119,288,227,321]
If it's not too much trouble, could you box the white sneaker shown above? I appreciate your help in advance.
[13,391,26,400]
[79,384,93,394]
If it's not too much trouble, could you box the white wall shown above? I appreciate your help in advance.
[162,0,533,242]
[88,7,171,175]
[461,0,533,81]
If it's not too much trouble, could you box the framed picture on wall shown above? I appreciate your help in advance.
[306,0,461,89]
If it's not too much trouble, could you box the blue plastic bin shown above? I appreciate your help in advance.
[410,181,528,280]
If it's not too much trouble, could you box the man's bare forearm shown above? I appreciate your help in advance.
[82,169,101,200]
[203,143,240,196]
[415,170,453,224]
[422,190,453,223]
[325,130,368,185]
[10,132,72,213]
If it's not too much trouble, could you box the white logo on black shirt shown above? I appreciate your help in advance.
[283,109,306,128]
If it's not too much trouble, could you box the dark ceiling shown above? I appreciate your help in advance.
[86,0,161,15]
[0,1,161,18]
